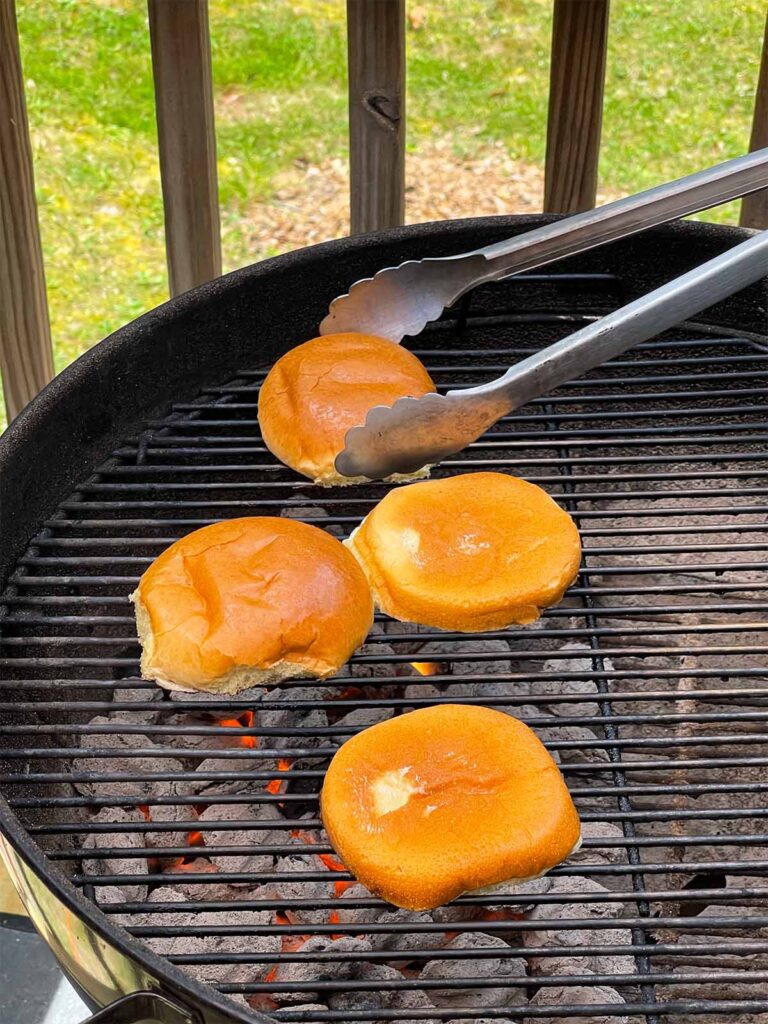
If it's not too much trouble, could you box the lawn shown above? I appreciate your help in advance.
[15,0,767,380]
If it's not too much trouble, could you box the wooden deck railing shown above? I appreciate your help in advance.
[1,0,767,423]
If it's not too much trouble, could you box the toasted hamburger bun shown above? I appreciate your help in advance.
[131,518,373,694]
[257,333,435,485]
[321,704,581,910]
[345,471,581,631]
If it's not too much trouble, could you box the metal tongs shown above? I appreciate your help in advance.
[327,150,768,481]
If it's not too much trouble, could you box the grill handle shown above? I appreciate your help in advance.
[78,990,202,1024]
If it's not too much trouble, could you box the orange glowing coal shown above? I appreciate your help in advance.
[476,907,525,924]
[215,709,258,748]
[165,855,218,875]
[266,758,294,795]
[327,685,365,701]
[274,911,309,953]
[410,661,441,676]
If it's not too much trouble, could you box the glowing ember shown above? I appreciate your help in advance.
[215,709,258,749]
[165,856,219,875]
[186,829,205,848]
[318,851,346,873]
[266,757,293,795]
[410,661,441,676]
[136,804,151,821]
[477,908,525,921]
[274,911,309,953]
[327,685,364,701]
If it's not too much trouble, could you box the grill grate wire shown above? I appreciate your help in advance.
[1,271,767,1022]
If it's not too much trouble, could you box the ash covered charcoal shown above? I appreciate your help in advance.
[419,932,528,1009]
[109,684,163,724]
[72,717,184,799]
[529,981,628,1023]
[144,801,196,851]
[570,821,631,878]
[266,934,373,1004]
[94,885,132,926]
[472,875,553,917]
[333,705,394,732]
[664,964,768,1001]
[82,807,148,902]
[328,962,406,1014]
[416,638,512,680]
[259,697,330,750]
[404,682,442,703]
[382,618,439,656]
[167,685,268,705]
[281,503,344,540]
[267,1005,330,1022]
[159,857,252,902]
[264,853,336,924]
[335,882,380,926]
[343,641,401,680]
[533,720,610,765]
[178,754,262,796]
[536,646,603,717]
[264,683,337,705]
[390,987,438,1024]
[197,800,284,879]
[525,877,635,978]
[653,898,768,971]
[377,908,449,957]
[136,887,280,985]
[334,884,476,950]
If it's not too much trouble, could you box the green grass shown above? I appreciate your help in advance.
[14,0,766,380]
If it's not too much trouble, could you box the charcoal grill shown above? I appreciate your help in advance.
[1,216,767,1024]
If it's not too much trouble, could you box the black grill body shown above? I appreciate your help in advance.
[0,216,767,1024]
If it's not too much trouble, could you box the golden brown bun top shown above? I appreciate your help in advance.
[135,517,373,689]
[257,333,434,483]
[321,704,581,910]
[345,471,582,631]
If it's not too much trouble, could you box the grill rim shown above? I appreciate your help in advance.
[0,213,766,1023]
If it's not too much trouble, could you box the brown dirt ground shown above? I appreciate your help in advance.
[238,138,619,258]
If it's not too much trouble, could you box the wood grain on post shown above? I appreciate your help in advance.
[544,0,610,214]
[740,11,768,229]
[347,0,406,234]
[148,0,221,296]
[0,1,54,422]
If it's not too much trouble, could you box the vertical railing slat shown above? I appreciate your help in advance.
[740,12,768,229]
[148,0,221,297]
[347,0,406,235]
[544,0,610,214]
[0,0,54,423]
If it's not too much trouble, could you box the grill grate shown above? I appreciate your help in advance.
[1,271,767,1023]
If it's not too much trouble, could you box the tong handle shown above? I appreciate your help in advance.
[472,147,768,283]
[457,230,768,411]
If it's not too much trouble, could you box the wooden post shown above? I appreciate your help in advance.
[347,0,406,234]
[740,11,768,229]
[0,1,54,422]
[544,0,610,214]
[148,0,221,296]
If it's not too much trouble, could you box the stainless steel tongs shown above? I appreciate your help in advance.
[334,228,768,481]
[321,148,768,342]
